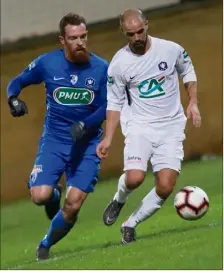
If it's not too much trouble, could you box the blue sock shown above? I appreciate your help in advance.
[40,210,75,248]
[47,188,60,204]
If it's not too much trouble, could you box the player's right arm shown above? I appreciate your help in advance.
[7,55,45,117]
[97,59,126,158]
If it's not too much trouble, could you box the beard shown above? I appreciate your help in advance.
[130,35,148,54]
[133,40,146,50]
[132,39,147,54]
[69,48,90,64]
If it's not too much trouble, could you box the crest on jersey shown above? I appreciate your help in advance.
[85,77,95,88]
[70,75,78,85]
[158,61,168,71]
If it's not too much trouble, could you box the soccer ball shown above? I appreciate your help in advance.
[174,186,209,220]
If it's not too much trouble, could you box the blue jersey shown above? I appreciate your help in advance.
[7,49,108,143]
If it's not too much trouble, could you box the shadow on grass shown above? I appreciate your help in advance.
[52,222,220,258]
[8,222,220,269]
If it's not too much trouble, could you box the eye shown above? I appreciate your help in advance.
[137,29,144,34]
[126,32,134,37]
[69,36,77,40]
[81,34,87,39]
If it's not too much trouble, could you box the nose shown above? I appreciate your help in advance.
[77,37,83,46]
[133,33,141,41]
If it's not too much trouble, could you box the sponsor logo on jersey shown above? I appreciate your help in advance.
[183,50,189,59]
[138,76,166,98]
[28,61,36,71]
[53,87,94,105]
[107,75,114,84]
[53,76,65,81]
[127,156,141,163]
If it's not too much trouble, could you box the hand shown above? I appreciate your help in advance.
[186,102,201,128]
[71,121,86,141]
[96,137,111,159]
[8,96,28,117]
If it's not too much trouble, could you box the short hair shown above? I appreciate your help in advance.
[59,13,87,36]
[119,9,147,25]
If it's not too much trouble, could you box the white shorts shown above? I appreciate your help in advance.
[123,121,186,173]
[120,102,132,137]
[120,119,129,137]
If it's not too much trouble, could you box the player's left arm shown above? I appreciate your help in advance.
[175,45,201,128]
[71,65,108,141]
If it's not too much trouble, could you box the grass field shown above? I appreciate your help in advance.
[1,158,223,270]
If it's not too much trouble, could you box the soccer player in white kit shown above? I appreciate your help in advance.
[97,9,201,244]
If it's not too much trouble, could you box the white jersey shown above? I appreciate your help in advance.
[107,36,197,125]
[120,97,132,124]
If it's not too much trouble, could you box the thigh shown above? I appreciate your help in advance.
[151,135,185,174]
[66,135,101,193]
[28,138,67,188]
[124,126,153,172]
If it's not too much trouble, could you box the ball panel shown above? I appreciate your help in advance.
[174,191,187,207]
[174,186,209,221]
[177,206,198,220]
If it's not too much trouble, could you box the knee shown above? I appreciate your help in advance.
[156,182,174,199]
[126,170,145,190]
[156,170,177,199]
[62,187,88,221]
[31,186,53,205]
[63,198,83,221]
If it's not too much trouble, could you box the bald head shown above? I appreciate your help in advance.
[120,9,147,27]
[119,9,149,55]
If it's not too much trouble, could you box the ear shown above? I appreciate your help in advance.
[59,35,65,45]
[119,26,124,35]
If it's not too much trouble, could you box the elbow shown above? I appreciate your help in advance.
[7,76,22,98]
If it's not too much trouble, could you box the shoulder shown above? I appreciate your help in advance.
[40,49,64,62]
[108,45,129,75]
[30,50,65,71]
[153,37,183,53]
[90,53,109,70]
[30,49,62,65]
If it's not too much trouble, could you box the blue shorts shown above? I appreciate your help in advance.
[28,132,102,193]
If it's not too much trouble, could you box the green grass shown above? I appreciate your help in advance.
[1,158,223,270]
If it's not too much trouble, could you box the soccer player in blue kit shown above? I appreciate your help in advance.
[6,13,108,260]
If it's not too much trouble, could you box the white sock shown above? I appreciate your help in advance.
[123,187,164,228]
[113,173,132,204]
